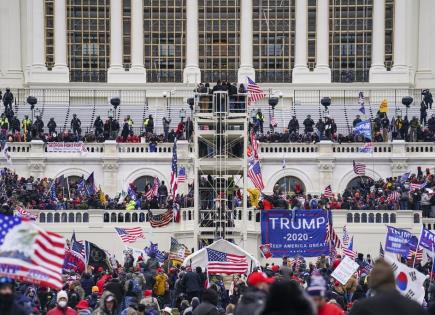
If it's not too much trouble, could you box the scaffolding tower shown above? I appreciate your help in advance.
[193,91,249,249]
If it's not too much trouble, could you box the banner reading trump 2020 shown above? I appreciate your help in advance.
[261,209,329,257]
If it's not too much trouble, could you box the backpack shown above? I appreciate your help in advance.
[132,278,142,295]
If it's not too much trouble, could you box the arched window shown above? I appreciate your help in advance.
[132,213,138,222]
[139,213,146,222]
[76,213,82,222]
[354,213,360,223]
[39,213,46,223]
[133,176,156,192]
[248,211,252,221]
[414,213,420,224]
[118,213,124,222]
[369,213,374,223]
[125,213,131,222]
[47,213,53,223]
[83,213,89,222]
[346,176,373,190]
[110,213,117,222]
[390,213,396,223]
[68,213,75,222]
[256,212,260,222]
[54,213,60,223]
[383,213,389,223]
[376,213,382,223]
[347,213,353,223]
[183,211,187,221]
[361,213,367,223]
[275,176,306,194]
[61,213,67,222]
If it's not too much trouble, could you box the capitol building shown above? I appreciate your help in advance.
[0,0,434,261]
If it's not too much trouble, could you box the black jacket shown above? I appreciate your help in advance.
[181,271,202,293]
[104,278,124,305]
[192,301,219,315]
[348,291,425,315]
[0,297,28,315]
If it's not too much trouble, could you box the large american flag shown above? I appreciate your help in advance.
[207,248,248,274]
[149,209,173,228]
[71,231,85,259]
[115,227,144,244]
[0,214,65,289]
[247,77,266,105]
[323,185,333,198]
[248,157,265,191]
[353,160,366,175]
[326,225,342,249]
[410,182,426,191]
[170,140,178,197]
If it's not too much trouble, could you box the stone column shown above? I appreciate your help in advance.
[107,0,126,83]
[53,0,69,82]
[292,0,310,83]
[237,0,255,84]
[102,141,119,196]
[30,0,47,73]
[369,0,388,82]
[130,0,146,80]
[390,0,410,83]
[183,0,201,84]
[313,0,331,82]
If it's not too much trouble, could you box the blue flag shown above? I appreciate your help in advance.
[419,227,435,251]
[385,226,417,256]
[353,119,372,140]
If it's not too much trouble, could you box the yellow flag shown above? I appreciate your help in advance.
[248,188,260,208]
[379,99,388,113]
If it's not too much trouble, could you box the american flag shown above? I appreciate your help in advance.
[353,160,366,175]
[170,140,178,197]
[379,242,384,258]
[357,261,373,277]
[145,177,159,201]
[248,157,265,191]
[250,129,259,159]
[71,232,85,259]
[115,227,144,244]
[342,225,350,247]
[16,206,37,220]
[358,91,365,114]
[0,214,65,289]
[326,225,342,249]
[247,77,266,105]
[207,248,248,274]
[387,191,400,203]
[407,247,423,263]
[323,185,334,198]
[149,209,173,228]
[178,167,186,183]
[127,185,137,201]
[342,237,358,260]
[410,182,426,191]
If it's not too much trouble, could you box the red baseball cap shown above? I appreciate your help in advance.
[271,265,280,272]
[247,272,275,286]
[76,300,89,310]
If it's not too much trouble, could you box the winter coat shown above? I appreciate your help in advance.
[153,273,168,296]
[348,290,425,315]
[181,271,202,293]
[47,306,78,315]
[103,279,123,306]
[92,291,117,315]
[234,287,267,315]
[192,301,219,315]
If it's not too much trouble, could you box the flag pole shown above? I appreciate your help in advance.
[412,225,423,268]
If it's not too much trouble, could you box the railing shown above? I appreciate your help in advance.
[343,210,421,225]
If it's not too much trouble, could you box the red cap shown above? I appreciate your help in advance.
[247,272,275,286]
[271,265,279,272]
[157,267,163,273]
[144,290,153,297]
[98,267,104,272]
[76,300,89,310]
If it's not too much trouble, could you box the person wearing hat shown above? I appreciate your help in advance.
[192,288,219,315]
[87,286,100,310]
[0,277,28,315]
[348,259,425,315]
[307,274,344,315]
[234,272,274,315]
[76,299,92,315]
[92,291,117,315]
[47,290,77,315]
[140,289,160,313]
[162,306,173,314]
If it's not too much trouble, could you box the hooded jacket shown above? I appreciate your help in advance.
[91,291,117,315]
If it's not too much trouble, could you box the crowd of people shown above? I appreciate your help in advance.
[1,246,434,315]
[0,168,193,212]
[254,167,434,216]
[253,111,435,144]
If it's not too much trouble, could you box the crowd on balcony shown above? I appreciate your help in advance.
[253,111,435,144]
[255,167,434,216]
[0,168,193,213]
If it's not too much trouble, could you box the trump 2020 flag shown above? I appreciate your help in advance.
[418,227,435,251]
[0,214,65,289]
[353,120,372,140]
[384,255,426,304]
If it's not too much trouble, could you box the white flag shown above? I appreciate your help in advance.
[384,255,426,304]
[2,143,12,165]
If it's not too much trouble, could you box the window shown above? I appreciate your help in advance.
[346,176,373,190]
[44,0,55,69]
[199,0,240,83]
[275,176,306,194]
[133,176,155,192]
[253,0,293,82]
